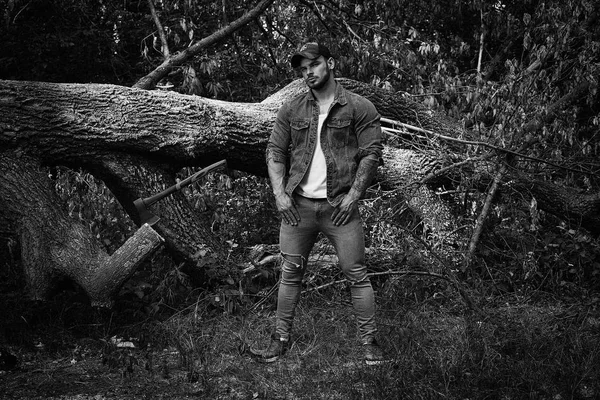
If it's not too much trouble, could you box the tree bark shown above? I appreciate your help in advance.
[510,174,600,230]
[1,77,599,301]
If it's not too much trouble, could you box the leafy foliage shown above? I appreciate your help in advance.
[52,167,137,252]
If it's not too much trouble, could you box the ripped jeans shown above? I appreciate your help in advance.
[275,194,377,344]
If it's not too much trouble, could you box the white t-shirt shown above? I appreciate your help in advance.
[297,111,328,198]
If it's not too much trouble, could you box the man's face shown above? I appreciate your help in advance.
[298,56,332,90]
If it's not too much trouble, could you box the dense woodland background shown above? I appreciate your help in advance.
[1,0,599,399]
[2,0,599,297]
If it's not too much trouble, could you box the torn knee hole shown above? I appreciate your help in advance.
[281,252,305,269]
[348,275,370,286]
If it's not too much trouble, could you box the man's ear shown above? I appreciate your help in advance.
[327,57,336,70]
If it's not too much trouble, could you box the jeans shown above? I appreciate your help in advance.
[275,194,377,344]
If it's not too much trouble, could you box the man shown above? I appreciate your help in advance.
[258,42,386,365]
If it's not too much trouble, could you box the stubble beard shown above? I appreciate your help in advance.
[306,67,331,91]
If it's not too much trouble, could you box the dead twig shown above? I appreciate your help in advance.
[248,281,279,313]
[302,270,451,294]
[463,162,507,271]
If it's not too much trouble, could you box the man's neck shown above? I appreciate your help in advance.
[311,77,336,104]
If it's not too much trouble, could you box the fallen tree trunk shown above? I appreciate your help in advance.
[511,173,600,230]
[0,78,598,301]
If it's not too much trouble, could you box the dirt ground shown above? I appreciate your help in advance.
[0,288,367,400]
[1,344,226,399]
[0,333,373,400]
[0,283,240,400]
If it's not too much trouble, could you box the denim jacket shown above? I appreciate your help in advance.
[266,81,385,206]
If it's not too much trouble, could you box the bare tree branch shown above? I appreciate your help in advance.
[147,0,170,59]
[302,270,453,294]
[133,0,276,90]
[463,162,507,270]
[381,118,594,176]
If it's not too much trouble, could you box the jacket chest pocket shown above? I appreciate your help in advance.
[290,118,310,148]
[327,118,352,148]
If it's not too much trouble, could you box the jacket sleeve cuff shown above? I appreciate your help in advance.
[357,150,382,165]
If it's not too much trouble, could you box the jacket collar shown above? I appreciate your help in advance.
[306,80,348,106]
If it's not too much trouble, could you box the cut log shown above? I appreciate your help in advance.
[0,151,163,305]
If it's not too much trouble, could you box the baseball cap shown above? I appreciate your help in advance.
[290,42,332,68]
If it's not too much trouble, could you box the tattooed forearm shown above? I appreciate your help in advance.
[348,159,378,199]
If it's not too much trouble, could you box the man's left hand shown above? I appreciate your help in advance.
[332,193,359,226]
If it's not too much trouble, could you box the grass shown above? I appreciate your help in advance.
[138,281,600,400]
[1,267,599,399]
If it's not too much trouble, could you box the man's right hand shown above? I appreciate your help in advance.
[275,193,300,226]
